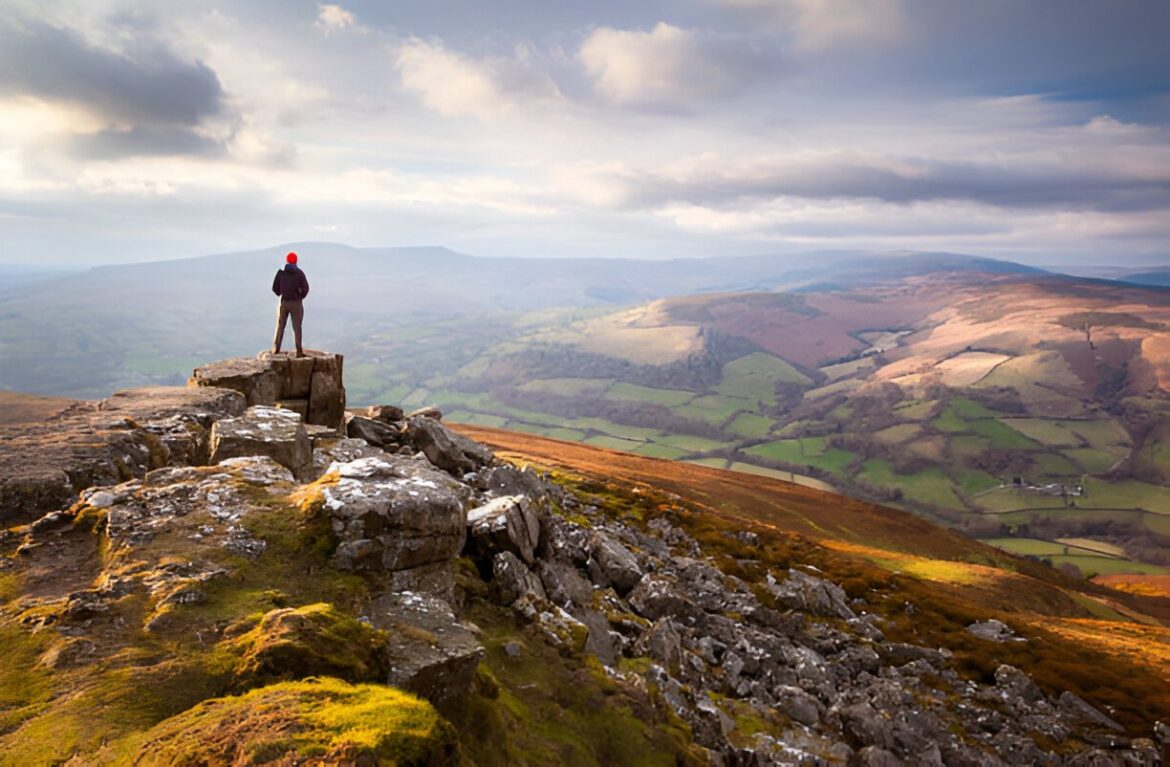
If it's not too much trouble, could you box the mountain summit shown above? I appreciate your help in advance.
[0,352,1167,764]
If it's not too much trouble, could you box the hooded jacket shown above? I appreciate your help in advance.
[272,263,310,301]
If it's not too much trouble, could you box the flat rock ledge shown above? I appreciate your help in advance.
[189,351,346,432]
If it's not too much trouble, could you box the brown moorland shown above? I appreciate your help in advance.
[454,423,1170,732]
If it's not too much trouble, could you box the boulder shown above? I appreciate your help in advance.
[994,664,1046,705]
[466,495,541,566]
[404,415,493,475]
[209,406,312,478]
[1057,691,1124,732]
[633,618,683,673]
[587,533,644,595]
[346,415,402,449]
[409,406,443,420]
[578,608,621,666]
[535,559,593,608]
[371,592,484,711]
[367,404,405,422]
[492,551,547,606]
[965,619,1020,643]
[627,574,702,622]
[767,568,856,621]
[322,456,468,580]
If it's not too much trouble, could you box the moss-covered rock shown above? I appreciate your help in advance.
[228,603,390,685]
[131,677,458,766]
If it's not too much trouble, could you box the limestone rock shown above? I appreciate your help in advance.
[322,456,468,580]
[190,351,346,431]
[492,551,547,606]
[466,495,541,566]
[404,415,493,475]
[346,414,402,449]
[371,592,484,711]
[409,406,443,420]
[209,406,311,479]
[966,619,1022,643]
[587,533,644,595]
[767,568,856,620]
[535,559,593,608]
[0,385,246,525]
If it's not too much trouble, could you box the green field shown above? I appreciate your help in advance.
[726,412,774,439]
[1046,556,1169,575]
[1080,478,1170,515]
[519,378,614,396]
[953,469,1001,496]
[1000,418,1083,447]
[872,424,922,444]
[1064,448,1120,474]
[745,437,855,475]
[674,395,753,425]
[969,418,1040,449]
[584,435,648,451]
[633,443,690,460]
[894,400,938,420]
[981,537,1070,557]
[857,460,964,510]
[605,382,695,407]
[715,353,811,403]
[652,434,730,453]
[1029,453,1082,478]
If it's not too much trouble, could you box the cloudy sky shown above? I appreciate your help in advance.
[2,0,1169,267]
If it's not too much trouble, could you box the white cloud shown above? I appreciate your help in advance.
[315,4,358,34]
[396,38,504,118]
[579,22,772,106]
[394,37,561,119]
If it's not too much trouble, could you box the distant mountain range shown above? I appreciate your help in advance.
[0,244,1046,398]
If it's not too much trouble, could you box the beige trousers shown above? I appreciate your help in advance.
[273,299,304,353]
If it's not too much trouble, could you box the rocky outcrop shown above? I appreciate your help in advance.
[466,495,541,567]
[189,351,346,431]
[318,455,469,599]
[0,385,245,525]
[209,406,312,479]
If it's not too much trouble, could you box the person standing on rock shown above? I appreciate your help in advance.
[272,251,310,357]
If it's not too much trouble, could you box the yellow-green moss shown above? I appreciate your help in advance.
[228,603,389,686]
[125,677,456,766]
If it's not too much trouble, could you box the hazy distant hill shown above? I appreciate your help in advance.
[0,245,1040,397]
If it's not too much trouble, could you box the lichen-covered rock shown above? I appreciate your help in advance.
[466,494,541,566]
[321,456,468,581]
[966,619,1022,643]
[404,415,493,475]
[370,591,485,711]
[131,678,458,767]
[0,385,246,525]
[535,559,593,608]
[587,533,644,595]
[493,550,547,606]
[190,351,346,431]
[209,406,311,478]
[229,603,390,684]
[766,568,856,620]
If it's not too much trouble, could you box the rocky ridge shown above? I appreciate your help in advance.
[0,358,1165,765]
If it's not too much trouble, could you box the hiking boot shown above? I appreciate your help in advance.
[296,349,306,358]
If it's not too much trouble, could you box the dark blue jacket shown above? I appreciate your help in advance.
[272,264,310,300]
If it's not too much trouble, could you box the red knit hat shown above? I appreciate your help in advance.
[286,252,298,264]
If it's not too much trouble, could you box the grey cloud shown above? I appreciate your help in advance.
[619,157,1170,214]
[67,126,227,160]
[0,16,225,127]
